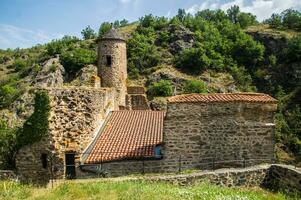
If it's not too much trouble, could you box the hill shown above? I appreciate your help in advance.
[0,7,300,170]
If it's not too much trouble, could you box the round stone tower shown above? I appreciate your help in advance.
[97,28,127,107]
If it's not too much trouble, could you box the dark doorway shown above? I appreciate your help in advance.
[65,153,76,179]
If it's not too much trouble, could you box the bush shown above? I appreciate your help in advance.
[183,80,207,94]
[147,80,173,97]
[60,48,97,74]
[98,22,112,38]
[12,59,27,72]
[0,120,17,169]
[0,84,21,108]
[46,36,79,56]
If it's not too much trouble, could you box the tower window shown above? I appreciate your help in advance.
[106,55,112,66]
[41,153,48,169]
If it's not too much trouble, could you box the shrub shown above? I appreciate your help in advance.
[60,48,97,74]
[183,80,207,94]
[46,36,79,56]
[147,80,173,97]
[0,84,21,108]
[98,22,112,38]
[0,120,17,169]
[12,59,27,72]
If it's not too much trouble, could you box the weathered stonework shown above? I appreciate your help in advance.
[125,86,150,110]
[0,170,17,180]
[162,102,277,173]
[16,87,117,184]
[98,39,127,107]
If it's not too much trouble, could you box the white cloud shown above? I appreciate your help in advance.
[186,0,301,21]
[0,24,62,49]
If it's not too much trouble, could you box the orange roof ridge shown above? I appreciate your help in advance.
[168,93,277,104]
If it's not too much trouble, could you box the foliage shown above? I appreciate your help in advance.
[46,36,79,56]
[265,9,301,30]
[147,80,173,97]
[60,48,97,74]
[183,80,207,94]
[98,22,112,37]
[12,59,27,72]
[285,35,301,62]
[0,82,22,109]
[0,180,296,200]
[127,32,160,77]
[16,91,50,149]
[0,120,17,169]
[81,25,97,40]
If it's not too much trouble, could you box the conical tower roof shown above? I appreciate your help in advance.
[100,28,125,41]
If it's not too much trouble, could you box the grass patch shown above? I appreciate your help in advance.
[0,180,297,200]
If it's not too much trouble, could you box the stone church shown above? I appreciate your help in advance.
[15,29,278,183]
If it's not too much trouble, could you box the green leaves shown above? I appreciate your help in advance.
[60,48,97,74]
[147,80,173,97]
[16,91,50,149]
[183,80,207,94]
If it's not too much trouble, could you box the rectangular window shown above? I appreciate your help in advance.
[106,55,112,66]
[41,154,48,169]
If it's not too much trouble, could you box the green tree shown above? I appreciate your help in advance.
[176,9,186,22]
[237,12,257,28]
[147,80,173,97]
[81,25,96,40]
[0,84,20,108]
[46,35,79,56]
[60,48,97,74]
[120,19,129,27]
[227,5,240,24]
[266,13,282,28]
[183,80,207,94]
[98,22,112,37]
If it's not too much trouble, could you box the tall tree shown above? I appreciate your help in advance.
[81,25,96,40]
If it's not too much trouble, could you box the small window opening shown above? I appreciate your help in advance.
[155,145,162,158]
[41,154,48,169]
[106,55,112,66]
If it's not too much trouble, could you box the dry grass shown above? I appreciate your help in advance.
[246,24,300,39]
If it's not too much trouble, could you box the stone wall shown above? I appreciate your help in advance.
[98,39,127,107]
[162,102,277,173]
[79,159,163,178]
[16,87,117,184]
[265,164,301,195]
[0,170,17,180]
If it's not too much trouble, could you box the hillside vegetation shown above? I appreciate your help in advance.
[0,6,300,169]
[0,180,297,200]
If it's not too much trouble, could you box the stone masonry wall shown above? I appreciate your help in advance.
[98,40,127,107]
[162,102,277,173]
[16,87,117,184]
[79,159,163,178]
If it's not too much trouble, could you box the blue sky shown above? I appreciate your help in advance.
[0,0,300,49]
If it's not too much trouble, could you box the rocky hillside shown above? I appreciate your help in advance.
[0,8,300,169]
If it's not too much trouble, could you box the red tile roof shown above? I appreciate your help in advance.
[85,110,165,164]
[168,93,277,104]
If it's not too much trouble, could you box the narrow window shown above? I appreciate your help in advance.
[106,55,112,66]
[155,145,162,158]
[41,154,48,169]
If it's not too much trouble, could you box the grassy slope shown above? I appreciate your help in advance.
[246,24,300,38]
[0,180,295,200]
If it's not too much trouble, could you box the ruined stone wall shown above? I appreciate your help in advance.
[162,102,277,173]
[98,40,127,107]
[16,87,117,184]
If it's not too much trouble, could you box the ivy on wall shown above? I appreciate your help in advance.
[16,90,50,149]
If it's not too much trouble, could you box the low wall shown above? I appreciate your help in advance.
[265,164,301,194]
[0,170,17,180]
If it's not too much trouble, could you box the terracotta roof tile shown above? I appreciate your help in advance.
[168,93,277,104]
[85,110,165,164]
